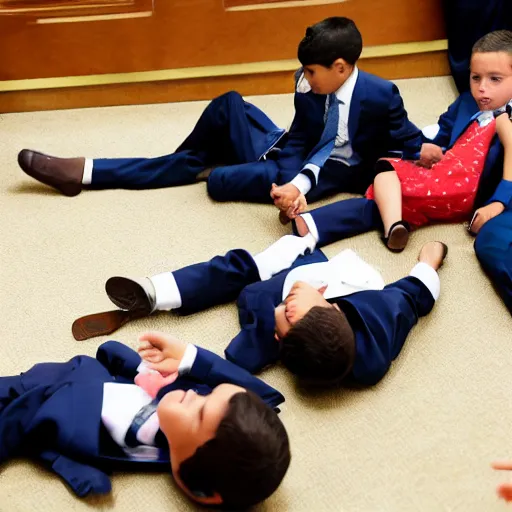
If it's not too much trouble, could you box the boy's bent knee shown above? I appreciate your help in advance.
[213,90,243,108]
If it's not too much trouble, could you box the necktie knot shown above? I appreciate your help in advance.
[329,92,341,107]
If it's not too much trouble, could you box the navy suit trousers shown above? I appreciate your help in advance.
[91,91,282,201]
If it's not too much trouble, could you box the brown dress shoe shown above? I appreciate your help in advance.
[18,149,85,197]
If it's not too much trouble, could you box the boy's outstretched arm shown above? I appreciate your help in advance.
[138,332,285,409]
[470,110,512,234]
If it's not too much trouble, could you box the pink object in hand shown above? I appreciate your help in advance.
[135,371,179,398]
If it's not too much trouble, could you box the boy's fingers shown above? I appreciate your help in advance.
[270,183,280,198]
[140,349,163,362]
[149,360,180,374]
[138,340,153,351]
[138,331,169,350]
[492,461,512,471]
[139,347,158,358]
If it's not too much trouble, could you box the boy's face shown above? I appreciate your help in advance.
[470,51,512,110]
[303,59,351,95]
[157,384,245,504]
[274,281,339,339]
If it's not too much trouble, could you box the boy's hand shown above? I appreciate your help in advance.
[138,331,188,375]
[417,143,444,168]
[469,202,505,234]
[285,194,308,220]
[492,460,512,502]
[270,183,301,211]
[496,111,512,146]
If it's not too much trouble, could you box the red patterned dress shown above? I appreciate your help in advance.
[365,119,497,227]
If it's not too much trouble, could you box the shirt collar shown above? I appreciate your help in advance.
[334,66,358,105]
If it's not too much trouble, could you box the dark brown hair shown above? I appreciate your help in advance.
[280,306,356,385]
[298,17,362,67]
[178,391,290,509]
[472,30,512,55]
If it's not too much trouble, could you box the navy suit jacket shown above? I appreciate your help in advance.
[428,91,507,208]
[0,341,284,498]
[275,70,423,190]
[224,251,434,388]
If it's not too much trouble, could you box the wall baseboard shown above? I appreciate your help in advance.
[0,50,450,113]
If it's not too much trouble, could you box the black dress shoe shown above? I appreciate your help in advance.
[382,221,410,252]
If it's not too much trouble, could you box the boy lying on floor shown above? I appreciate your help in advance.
[77,235,447,387]
[0,332,290,509]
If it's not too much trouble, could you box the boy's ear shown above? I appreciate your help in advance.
[190,489,223,505]
[173,464,223,506]
[332,58,348,74]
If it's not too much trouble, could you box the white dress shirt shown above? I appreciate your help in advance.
[101,343,197,459]
[282,249,385,300]
[291,67,361,195]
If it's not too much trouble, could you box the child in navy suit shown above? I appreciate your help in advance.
[269,16,422,219]
[82,236,447,387]
[17,17,421,212]
[0,333,290,509]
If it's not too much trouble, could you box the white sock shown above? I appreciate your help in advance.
[82,158,93,185]
[254,234,316,281]
[149,272,182,310]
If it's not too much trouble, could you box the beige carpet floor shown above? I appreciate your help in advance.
[1,76,512,512]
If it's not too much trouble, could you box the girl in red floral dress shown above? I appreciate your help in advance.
[366,111,499,251]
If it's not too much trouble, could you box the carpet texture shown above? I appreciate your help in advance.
[1,76,512,512]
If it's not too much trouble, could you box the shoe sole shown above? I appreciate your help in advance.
[105,277,152,315]
[387,225,410,252]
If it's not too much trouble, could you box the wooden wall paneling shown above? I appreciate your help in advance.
[0,0,445,81]
[0,0,152,17]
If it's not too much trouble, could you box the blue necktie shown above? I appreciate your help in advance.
[305,93,340,168]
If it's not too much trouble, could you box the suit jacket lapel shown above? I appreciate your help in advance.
[348,71,366,142]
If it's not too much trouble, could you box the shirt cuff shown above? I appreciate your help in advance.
[301,163,320,188]
[298,213,319,243]
[290,173,312,195]
[178,343,198,375]
[149,272,181,311]
[409,262,440,300]
[488,179,512,207]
